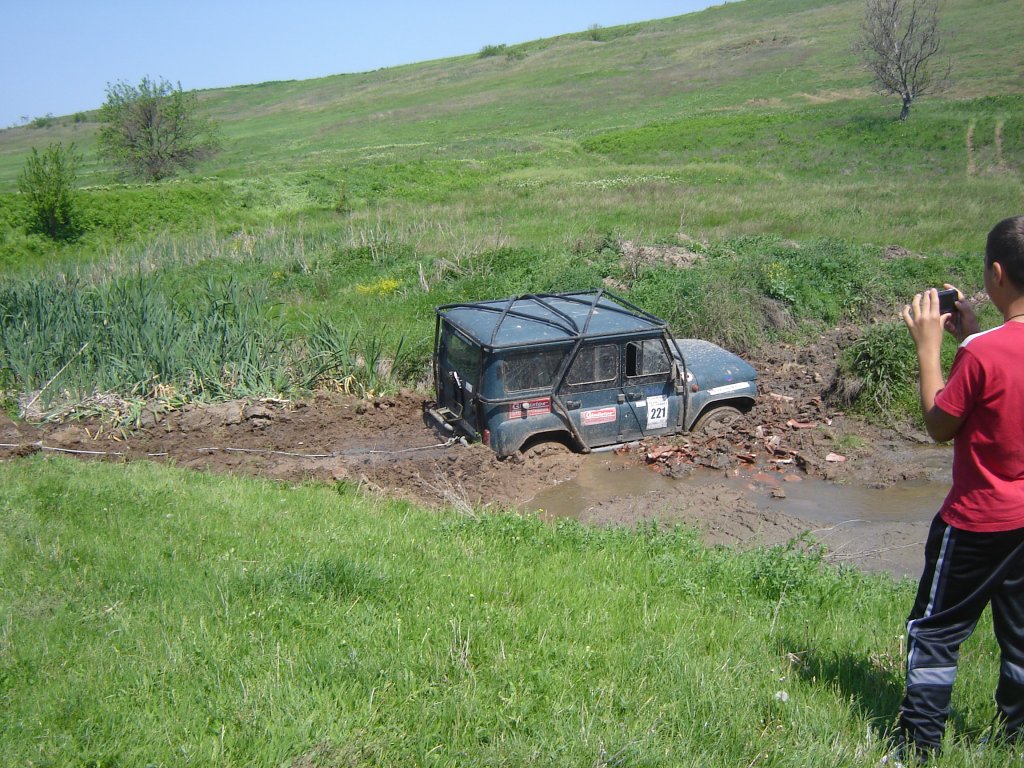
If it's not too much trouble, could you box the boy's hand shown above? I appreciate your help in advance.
[903,287,969,443]
[902,288,946,357]
[942,283,980,342]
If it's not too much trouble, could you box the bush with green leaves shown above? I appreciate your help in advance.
[479,44,507,58]
[98,77,221,181]
[840,322,919,418]
[16,142,82,241]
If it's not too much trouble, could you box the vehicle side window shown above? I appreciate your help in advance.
[444,328,481,380]
[565,344,619,389]
[626,339,671,380]
[502,348,566,393]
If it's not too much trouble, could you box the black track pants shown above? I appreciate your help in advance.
[898,515,1024,751]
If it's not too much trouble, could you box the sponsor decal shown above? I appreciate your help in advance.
[706,381,751,396]
[646,395,669,429]
[581,406,618,426]
[508,398,552,418]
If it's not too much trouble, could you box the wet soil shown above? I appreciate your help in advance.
[0,326,946,580]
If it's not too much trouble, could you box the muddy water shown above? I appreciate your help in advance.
[753,474,947,526]
[526,452,950,524]
[524,455,678,516]
[524,450,953,579]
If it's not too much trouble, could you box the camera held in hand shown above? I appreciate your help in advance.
[938,288,958,315]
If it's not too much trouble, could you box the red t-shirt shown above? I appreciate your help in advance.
[935,322,1024,532]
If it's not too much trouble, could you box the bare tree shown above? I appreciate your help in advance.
[856,0,951,121]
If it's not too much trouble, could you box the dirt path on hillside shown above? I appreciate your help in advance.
[0,326,946,580]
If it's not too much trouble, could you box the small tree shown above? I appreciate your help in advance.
[98,77,220,181]
[856,0,951,121]
[17,143,82,241]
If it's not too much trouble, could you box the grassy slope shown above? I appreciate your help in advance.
[5,456,1015,767]
[1,0,1021,414]
[1,0,1021,255]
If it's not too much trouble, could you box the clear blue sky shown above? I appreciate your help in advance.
[1,1,730,128]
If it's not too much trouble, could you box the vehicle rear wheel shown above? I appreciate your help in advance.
[519,431,579,456]
[692,405,743,434]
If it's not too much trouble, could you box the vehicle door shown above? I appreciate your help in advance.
[558,342,632,448]
[620,337,681,439]
[437,324,482,431]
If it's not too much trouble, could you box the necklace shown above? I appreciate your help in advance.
[1007,313,1024,322]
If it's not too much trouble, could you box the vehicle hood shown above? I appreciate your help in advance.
[672,339,758,393]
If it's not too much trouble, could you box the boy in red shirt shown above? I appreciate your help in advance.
[897,215,1024,759]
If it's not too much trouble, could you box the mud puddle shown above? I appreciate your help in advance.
[750,475,946,526]
[524,450,950,579]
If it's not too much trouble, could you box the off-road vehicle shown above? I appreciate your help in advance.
[427,290,757,457]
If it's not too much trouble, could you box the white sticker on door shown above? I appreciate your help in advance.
[646,395,668,429]
[581,407,617,426]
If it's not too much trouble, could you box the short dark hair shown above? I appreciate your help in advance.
[986,216,1024,291]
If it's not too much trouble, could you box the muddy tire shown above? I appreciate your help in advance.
[692,405,743,434]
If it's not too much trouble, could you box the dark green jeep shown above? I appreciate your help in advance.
[428,290,757,457]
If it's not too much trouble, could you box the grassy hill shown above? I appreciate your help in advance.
[1,0,1021,247]
[0,0,1021,413]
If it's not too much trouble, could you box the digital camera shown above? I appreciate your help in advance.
[938,288,958,315]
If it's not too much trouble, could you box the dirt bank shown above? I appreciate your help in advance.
[0,326,945,579]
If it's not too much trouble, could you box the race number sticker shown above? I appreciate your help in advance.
[646,395,668,429]
[581,407,617,426]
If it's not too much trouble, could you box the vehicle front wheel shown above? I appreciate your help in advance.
[692,405,743,434]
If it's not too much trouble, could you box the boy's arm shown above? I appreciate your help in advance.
[901,288,968,443]
[923,403,965,443]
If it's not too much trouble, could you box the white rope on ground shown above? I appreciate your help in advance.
[0,436,464,459]
[825,541,923,560]
[0,442,169,457]
[345,437,465,455]
[196,446,337,459]
[199,437,463,458]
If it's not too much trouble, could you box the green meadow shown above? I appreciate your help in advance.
[2,0,1024,763]
[2,457,1016,766]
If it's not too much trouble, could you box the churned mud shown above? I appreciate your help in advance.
[0,326,947,579]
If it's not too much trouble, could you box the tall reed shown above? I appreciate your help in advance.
[0,272,407,415]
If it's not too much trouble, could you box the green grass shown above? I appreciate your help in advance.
[0,268,417,419]
[1,0,1021,257]
[2,456,1017,766]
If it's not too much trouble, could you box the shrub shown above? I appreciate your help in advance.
[17,143,83,241]
[839,322,917,415]
[29,113,56,129]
